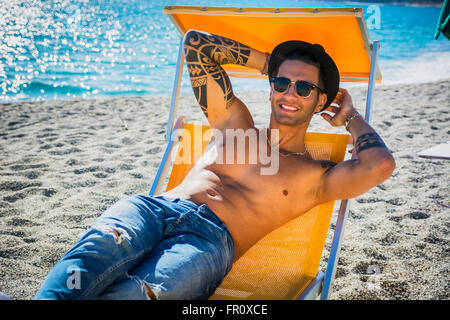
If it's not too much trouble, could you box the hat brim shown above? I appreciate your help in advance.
[268,40,339,112]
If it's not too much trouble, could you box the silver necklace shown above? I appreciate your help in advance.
[266,128,307,157]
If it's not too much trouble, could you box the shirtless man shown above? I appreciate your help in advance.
[163,30,395,259]
[34,30,395,300]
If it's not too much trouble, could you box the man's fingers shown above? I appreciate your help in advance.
[321,112,343,127]
[333,97,342,105]
[324,105,339,113]
[320,112,333,123]
[333,88,348,105]
[332,94,341,104]
[337,88,348,95]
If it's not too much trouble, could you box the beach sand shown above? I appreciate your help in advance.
[0,79,449,300]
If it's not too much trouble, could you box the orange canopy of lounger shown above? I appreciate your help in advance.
[164,6,381,82]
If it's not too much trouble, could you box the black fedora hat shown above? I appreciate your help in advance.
[268,40,340,112]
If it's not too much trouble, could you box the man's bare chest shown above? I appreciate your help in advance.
[205,154,321,213]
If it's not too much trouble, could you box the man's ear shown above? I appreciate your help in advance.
[314,92,327,113]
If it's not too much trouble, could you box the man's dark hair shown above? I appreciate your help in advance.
[271,51,326,91]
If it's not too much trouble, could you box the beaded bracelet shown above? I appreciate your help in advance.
[345,111,361,131]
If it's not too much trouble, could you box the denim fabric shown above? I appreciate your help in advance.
[34,195,234,300]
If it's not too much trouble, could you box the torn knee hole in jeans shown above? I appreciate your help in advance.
[143,281,165,300]
[125,272,161,300]
[143,282,158,300]
[96,226,131,245]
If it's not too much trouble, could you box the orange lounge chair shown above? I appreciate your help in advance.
[150,6,381,300]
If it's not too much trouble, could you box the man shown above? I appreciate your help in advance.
[34,30,395,300]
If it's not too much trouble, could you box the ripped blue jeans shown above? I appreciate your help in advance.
[34,195,234,300]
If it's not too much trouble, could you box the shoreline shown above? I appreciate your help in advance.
[2,77,449,107]
[0,79,449,299]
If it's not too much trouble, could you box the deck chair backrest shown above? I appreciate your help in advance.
[164,6,381,83]
[165,122,349,300]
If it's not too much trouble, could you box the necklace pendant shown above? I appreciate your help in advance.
[266,128,307,157]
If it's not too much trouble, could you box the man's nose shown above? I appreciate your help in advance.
[283,83,298,98]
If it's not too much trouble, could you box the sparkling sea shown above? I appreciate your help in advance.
[1,0,449,102]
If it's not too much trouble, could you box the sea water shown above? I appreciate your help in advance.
[0,0,449,102]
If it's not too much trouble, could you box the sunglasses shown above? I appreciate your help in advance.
[270,77,324,98]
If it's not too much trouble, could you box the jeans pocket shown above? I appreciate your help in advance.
[164,209,195,236]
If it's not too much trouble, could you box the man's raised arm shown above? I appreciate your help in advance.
[183,30,268,129]
[317,88,396,202]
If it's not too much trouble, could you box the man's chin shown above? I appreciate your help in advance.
[272,113,305,127]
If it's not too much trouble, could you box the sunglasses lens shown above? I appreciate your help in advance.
[272,78,316,97]
[272,77,290,92]
[295,82,313,97]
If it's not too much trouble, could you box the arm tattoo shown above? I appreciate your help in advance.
[355,132,387,154]
[183,31,251,117]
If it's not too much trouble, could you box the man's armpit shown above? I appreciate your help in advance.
[321,160,337,173]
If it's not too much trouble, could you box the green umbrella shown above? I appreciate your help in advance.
[435,0,450,40]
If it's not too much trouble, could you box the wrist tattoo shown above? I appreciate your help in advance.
[355,132,387,154]
[183,31,251,117]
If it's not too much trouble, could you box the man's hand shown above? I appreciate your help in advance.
[319,88,357,127]
[315,87,396,203]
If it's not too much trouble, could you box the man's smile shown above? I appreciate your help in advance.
[279,103,300,113]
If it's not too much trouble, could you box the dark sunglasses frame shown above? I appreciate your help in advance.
[270,77,324,98]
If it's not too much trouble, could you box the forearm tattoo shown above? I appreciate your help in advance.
[355,132,387,154]
[183,31,251,117]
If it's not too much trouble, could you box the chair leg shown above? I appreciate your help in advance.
[297,272,325,300]
[166,37,185,141]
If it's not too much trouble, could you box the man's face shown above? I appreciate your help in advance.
[269,59,326,126]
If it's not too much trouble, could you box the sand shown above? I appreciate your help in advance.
[0,79,449,300]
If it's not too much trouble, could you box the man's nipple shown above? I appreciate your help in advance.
[282,189,288,196]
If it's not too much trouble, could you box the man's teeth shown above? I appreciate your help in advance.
[280,104,298,111]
